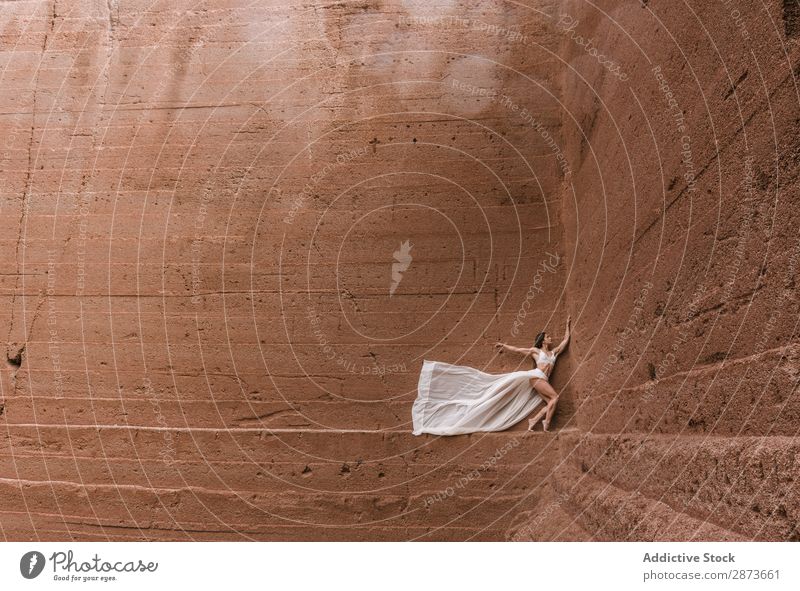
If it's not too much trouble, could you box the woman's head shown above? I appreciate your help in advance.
[534,332,547,348]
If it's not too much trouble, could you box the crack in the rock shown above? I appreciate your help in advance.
[102,0,118,106]
[7,0,57,356]
[233,408,300,423]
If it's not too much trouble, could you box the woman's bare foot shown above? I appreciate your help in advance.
[542,418,550,432]
[528,407,547,430]
[528,415,545,431]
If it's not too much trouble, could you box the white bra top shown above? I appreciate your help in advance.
[536,349,557,366]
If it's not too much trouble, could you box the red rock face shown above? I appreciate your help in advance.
[527,0,800,541]
[0,0,797,541]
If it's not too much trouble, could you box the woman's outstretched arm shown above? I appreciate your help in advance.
[553,315,571,355]
[494,342,534,356]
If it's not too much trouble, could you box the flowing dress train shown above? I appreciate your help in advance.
[411,360,545,436]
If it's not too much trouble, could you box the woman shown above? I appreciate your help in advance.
[412,316,570,436]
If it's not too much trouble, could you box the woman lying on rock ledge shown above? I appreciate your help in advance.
[411,316,571,436]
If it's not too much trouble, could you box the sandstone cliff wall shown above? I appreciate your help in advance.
[1,0,797,541]
[1,0,569,540]
[509,0,800,541]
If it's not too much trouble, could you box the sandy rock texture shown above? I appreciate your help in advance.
[511,0,800,541]
[0,0,797,541]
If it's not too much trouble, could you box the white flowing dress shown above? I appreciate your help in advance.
[411,359,550,436]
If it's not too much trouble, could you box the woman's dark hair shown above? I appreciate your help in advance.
[534,332,546,348]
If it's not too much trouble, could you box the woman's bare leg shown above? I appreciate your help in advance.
[529,378,553,403]
[542,395,559,431]
[528,379,559,431]
[527,378,551,430]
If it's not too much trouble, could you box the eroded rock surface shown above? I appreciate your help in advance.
[1,0,797,540]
